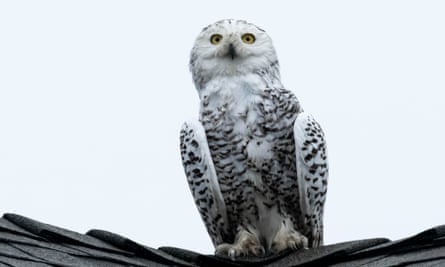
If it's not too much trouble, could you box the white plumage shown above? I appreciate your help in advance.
[180,19,328,257]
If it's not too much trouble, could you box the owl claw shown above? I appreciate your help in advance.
[251,245,266,256]
[215,227,264,258]
[228,248,237,258]
[270,221,309,253]
[289,240,297,250]
[271,232,308,253]
[289,235,308,250]
[217,243,265,259]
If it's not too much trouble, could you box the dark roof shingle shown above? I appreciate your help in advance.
[0,213,445,267]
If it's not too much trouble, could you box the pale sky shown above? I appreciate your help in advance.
[0,1,444,254]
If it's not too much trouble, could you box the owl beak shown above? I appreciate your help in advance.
[228,43,236,60]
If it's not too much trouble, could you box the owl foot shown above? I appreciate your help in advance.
[215,228,265,258]
[270,220,308,253]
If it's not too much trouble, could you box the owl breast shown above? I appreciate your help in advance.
[199,75,273,170]
[198,74,303,239]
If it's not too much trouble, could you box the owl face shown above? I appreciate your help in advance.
[190,19,279,89]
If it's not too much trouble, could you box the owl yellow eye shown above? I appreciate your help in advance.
[210,34,223,45]
[241,33,256,44]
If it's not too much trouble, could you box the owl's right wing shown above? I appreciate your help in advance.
[293,112,328,247]
[180,120,228,247]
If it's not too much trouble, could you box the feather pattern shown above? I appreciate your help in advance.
[294,112,328,247]
[180,19,328,257]
[180,120,229,246]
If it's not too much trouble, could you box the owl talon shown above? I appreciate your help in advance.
[271,233,308,253]
[251,245,266,256]
[216,243,265,259]
[215,227,264,258]
[228,248,237,258]
[289,240,297,250]
[271,220,308,253]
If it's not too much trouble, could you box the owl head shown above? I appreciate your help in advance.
[190,19,280,90]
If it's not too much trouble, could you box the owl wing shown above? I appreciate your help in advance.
[180,120,228,247]
[293,112,328,247]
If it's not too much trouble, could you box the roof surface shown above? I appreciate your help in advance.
[0,213,445,267]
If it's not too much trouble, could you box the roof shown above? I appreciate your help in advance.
[0,213,445,267]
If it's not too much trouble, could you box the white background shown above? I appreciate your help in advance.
[1,1,444,254]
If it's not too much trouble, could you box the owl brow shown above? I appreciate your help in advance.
[255,26,265,32]
[201,25,210,32]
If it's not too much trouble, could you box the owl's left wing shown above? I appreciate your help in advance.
[180,120,229,247]
[293,112,328,247]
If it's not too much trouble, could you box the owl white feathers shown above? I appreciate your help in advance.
[180,19,328,257]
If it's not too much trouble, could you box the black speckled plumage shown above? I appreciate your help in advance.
[181,19,328,257]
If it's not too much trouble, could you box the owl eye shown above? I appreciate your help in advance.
[241,33,256,44]
[210,34,223,45]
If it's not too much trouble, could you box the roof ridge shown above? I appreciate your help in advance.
[1,213,445,267]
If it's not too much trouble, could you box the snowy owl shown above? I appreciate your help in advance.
[180,19,328,257]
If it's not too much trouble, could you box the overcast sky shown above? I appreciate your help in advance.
[1,1,444,254]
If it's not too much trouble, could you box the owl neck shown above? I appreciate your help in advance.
[194,61,282,94]
[197,67,283,101]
